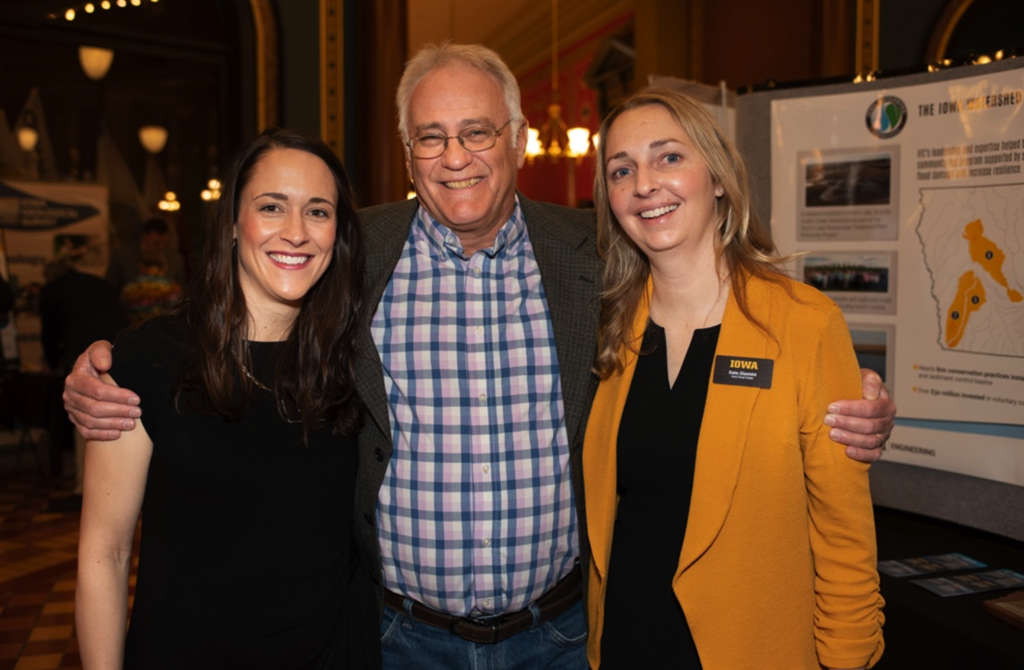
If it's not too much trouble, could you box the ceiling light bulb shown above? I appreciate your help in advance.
[567,127,591,157]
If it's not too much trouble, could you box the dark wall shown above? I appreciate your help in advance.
[880,0,1024,72]
[878,0,949,71]
[275,1,321,135]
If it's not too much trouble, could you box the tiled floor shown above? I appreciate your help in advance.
[0,442,140,670]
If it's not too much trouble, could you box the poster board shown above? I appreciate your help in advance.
[737,57,1024,540]
[0,179,109,369]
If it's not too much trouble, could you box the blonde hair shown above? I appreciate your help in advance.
[593,88,790,378]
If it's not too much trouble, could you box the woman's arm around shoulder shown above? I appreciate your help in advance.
[75,373,154,670]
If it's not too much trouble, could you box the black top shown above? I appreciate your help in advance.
[600,322,720,670]
[110,315,378,669]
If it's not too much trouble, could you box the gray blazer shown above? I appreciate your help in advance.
[353,194,602,614]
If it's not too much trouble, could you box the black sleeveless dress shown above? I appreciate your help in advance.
[110,315,378,669]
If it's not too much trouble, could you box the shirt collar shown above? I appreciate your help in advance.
[414,196,526,260]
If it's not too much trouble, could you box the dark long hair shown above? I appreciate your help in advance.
[178,127,364,438]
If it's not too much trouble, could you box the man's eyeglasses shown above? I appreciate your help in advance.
[406,120,513,159]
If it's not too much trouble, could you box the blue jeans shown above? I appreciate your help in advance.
[380,598,588,670]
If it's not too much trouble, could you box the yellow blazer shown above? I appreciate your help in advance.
[584,273,884,669]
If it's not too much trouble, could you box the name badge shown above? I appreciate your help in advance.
[713,355,774,389]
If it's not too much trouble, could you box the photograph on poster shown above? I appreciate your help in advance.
[796,147,900,241]
[849,325,895,389]
[801,251,897,315]
[804,155,891,207]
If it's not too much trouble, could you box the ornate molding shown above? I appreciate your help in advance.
[320,0,344,154]
[855,0,880,74]
[250,0,280,129]
[926,0,976,62]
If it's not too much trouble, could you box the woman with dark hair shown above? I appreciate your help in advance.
[583,89,884,669]
[75,128,378,669]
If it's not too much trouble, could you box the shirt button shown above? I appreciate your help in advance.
[478,393,487,403]
[482,464,490,474]
[472,266,481,276]
[482,599,492,609]
[482,538,491,547]
[475,325,483,335]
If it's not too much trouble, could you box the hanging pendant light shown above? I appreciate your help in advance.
[138,125,168,154]
[79,46,114,80]
[527,0,591,163]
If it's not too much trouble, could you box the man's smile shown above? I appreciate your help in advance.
[443,177,482,189]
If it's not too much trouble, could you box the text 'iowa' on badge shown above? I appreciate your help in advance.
[713,355,774,389]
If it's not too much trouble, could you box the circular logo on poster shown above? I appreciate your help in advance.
[865,96,908,139]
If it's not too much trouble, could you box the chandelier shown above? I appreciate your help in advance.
[526,0,593,162]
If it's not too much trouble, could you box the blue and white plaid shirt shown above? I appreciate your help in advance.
[371,199,578,618]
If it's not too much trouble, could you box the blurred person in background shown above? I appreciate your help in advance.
[40,257,127,500]
[106,217,186,292]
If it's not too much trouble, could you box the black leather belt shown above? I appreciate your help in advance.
[384,565,582,644]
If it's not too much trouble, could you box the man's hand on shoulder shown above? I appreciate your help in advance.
[825,370,896,463]
[63,340,141,441]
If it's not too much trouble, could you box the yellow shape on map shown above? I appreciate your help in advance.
[963,219,1024,302]
[946,270,986,348]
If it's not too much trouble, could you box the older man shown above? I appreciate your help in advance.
[65,43,893,669]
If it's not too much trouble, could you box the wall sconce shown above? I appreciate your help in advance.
[79,46,114,80]
[138,125,168,154]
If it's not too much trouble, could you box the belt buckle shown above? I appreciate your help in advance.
[457,613,507,644]
[485,619,501,644]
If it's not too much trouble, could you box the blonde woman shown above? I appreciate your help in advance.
[584,89,884,669]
